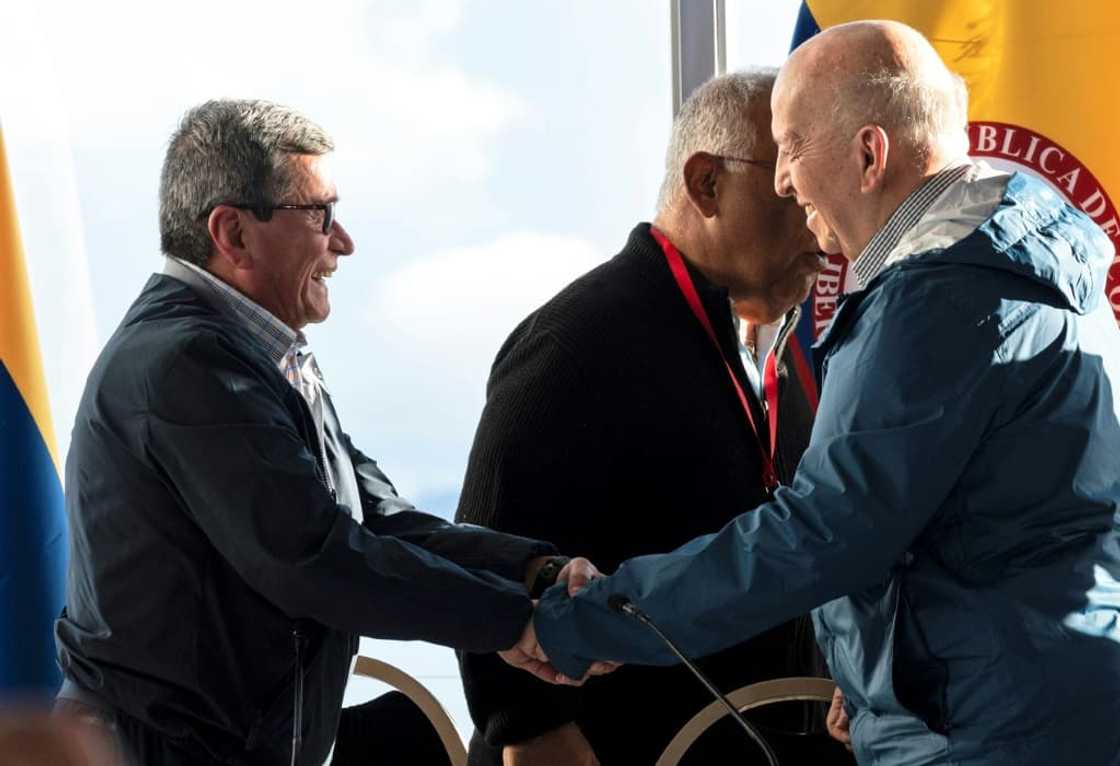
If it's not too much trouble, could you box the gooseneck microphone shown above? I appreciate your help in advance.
[607,594,780,766]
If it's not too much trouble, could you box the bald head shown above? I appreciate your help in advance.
[778,20,968,164]
[770,21,969,260]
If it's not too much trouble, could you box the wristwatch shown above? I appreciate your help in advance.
[529,556,571,599]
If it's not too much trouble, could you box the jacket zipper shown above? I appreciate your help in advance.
[290,626,304,766]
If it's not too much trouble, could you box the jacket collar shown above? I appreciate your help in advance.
[162,257,303,365]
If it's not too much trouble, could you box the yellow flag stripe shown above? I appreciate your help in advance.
[804,0,1120,207]
[0,127,59,474]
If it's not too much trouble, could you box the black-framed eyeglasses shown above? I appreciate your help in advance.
[711,154,776,172]
[227,201,336,234]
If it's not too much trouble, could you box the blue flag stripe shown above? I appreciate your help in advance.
[790,1,822,52]
[0,360,66,696]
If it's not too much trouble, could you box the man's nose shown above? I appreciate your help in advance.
[330,219,355,255]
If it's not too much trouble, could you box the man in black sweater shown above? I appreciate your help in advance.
[456,71,853,764]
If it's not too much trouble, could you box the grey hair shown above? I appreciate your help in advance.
[656,67,778,214]
[830,66,969,163]
[159,99,334,267]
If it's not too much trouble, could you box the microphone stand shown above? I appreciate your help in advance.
[608,594,780,766]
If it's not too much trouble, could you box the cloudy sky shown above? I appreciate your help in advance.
[2,0,801,740]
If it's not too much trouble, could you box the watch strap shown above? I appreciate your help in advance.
[529,556,571,599]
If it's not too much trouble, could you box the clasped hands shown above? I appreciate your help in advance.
[498,557,620,685]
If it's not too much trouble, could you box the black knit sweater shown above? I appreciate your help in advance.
[456,224,821,765]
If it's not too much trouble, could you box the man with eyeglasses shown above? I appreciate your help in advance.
[52,99,609,765]
[455,70,850,765]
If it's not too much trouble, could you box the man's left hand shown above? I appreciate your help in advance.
[826,685,852,750]
[556,557,601,596]
[525,555,602,595]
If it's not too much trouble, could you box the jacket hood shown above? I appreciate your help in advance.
[925,172,1114,315]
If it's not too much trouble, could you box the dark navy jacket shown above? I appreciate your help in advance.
[57,274,552,764]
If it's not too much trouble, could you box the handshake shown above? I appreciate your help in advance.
[498,557,621,686]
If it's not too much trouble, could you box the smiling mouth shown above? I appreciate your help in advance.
[803,202,826,233]
[312,269,335,283]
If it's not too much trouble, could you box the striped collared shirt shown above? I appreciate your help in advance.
[852,161,973,288]
[164,257,338,495]
[166,256,303,366]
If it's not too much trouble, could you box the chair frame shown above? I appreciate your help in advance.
[656,676,837,766]
[352,655,468,766]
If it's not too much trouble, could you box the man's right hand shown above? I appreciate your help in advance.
[502,722,599,766]
[498,615,570,685]
[498,613,620,685]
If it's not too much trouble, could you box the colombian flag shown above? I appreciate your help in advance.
[790,0,1120,373]
[0,125,66,697]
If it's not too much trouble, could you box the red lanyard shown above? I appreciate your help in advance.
[651,226,780,492]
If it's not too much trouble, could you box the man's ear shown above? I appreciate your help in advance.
[207,206,253,271]
[856,125,889,194]
[682,152,721,218]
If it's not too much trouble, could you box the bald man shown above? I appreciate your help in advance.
[525,20,1120,766]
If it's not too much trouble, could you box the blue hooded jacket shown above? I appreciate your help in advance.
[534,172,1120,766]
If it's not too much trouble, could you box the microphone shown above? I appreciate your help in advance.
[608,594,780,766]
